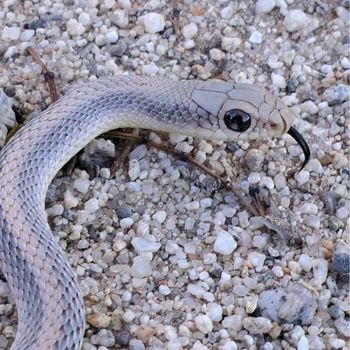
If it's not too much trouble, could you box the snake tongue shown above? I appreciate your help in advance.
[287,127,310,171]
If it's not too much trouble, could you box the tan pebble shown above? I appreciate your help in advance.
[133,325,155,344]
[87,313,111,328]
[269,323,282,339]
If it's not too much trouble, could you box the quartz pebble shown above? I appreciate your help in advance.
[255,0,276,14]
[195,314,213,334]
[213,230,237,255]
[141,13,165,33]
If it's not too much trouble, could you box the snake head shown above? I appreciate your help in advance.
[190,80,310,170]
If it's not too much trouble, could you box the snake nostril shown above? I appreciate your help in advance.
[270,123,278,128]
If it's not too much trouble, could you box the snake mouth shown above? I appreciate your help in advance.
[287,127,310,171]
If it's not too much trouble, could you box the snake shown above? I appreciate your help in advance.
[0,75,310,349]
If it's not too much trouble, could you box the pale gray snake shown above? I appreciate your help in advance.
[0,75,309,349]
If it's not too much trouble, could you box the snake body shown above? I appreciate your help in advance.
[0,76,308,349]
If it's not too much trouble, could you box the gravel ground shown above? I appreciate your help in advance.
[0,0,349,349]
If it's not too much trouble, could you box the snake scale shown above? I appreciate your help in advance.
[0,75,309,349]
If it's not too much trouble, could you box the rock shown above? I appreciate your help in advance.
[195,314,213,334]
[74,178,90,194]
[255,0,276,14]
[84,198,99,213]
[90,329,115,347]
[105,31,119,44]
[222,315,242,331]
[312,259,328,287]
[131,237,161,253]
[220,5,234,19]
[66,18,85,36]
[87,313,112,328]
[152,210,167,223]
[209,48,225,61]
[128,145,148,160]
[242,317,272,334]
[0,89,16,147]
[206,303,223,322]
[1,26,21,41]
[271,73,286,89]
[131,256,152,277]
[331,240,350,279]
[249,31,263,44]
[247,252,266,272]
[244,149,265,171]
[141,13,165,33]
[20,29,35,41]
[47,204,64,217]
[323,84,350,105]
[221,37,242,52]
[182,23,198,39]
[334,318,350,338]
[64,190,78,209]
[283,10,319,33]
[78,12,91,25]
[258,284,317,325]
[112,9,129,28]
[213,230,237,255]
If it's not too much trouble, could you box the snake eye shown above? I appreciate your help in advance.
[224,109,251,132]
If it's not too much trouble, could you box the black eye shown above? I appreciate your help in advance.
[224,109,251,132]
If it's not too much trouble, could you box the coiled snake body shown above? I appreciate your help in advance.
[0,76,309,349]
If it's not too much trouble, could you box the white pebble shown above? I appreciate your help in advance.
[255,0,276,14]
[283,10,319,33]
[209,48,225,61]
[300,203,318,214]
[66,18,85,36]
[206,303,223,322]
[260,176,274,189]
[137,220,149,235]
[64,190,78,209]
[78,12,91,25]
[142,63,158,75]
[142,13,165,33]
[131,256,152,277]
[159,285,171,295]
[112,9,129,28]
[74,178,90,194]
[182,22,198,39]
[220,5,234,19]
[20,29,34,42]
[247,252,266,272]
[84,198,99,213]
[300,100,318,115]
[295,170,310,185]
[47,204,64,217]
[222,315,242,331]
[271,73,286,89]
[131,237,161,253]
[214,230,237,255]
[129,159,140,180]
[105,31,119,44]
[249,31,263,44]
[185,201,200,211]
[120,217,134,229]
[248,172,261,184]
[152,210,167,224]
[312,259,328,287]
[2,26,21,41]
[195,314,213,334]
[221,37,242,52]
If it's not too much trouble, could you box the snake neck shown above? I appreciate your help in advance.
[0,76,198,349]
